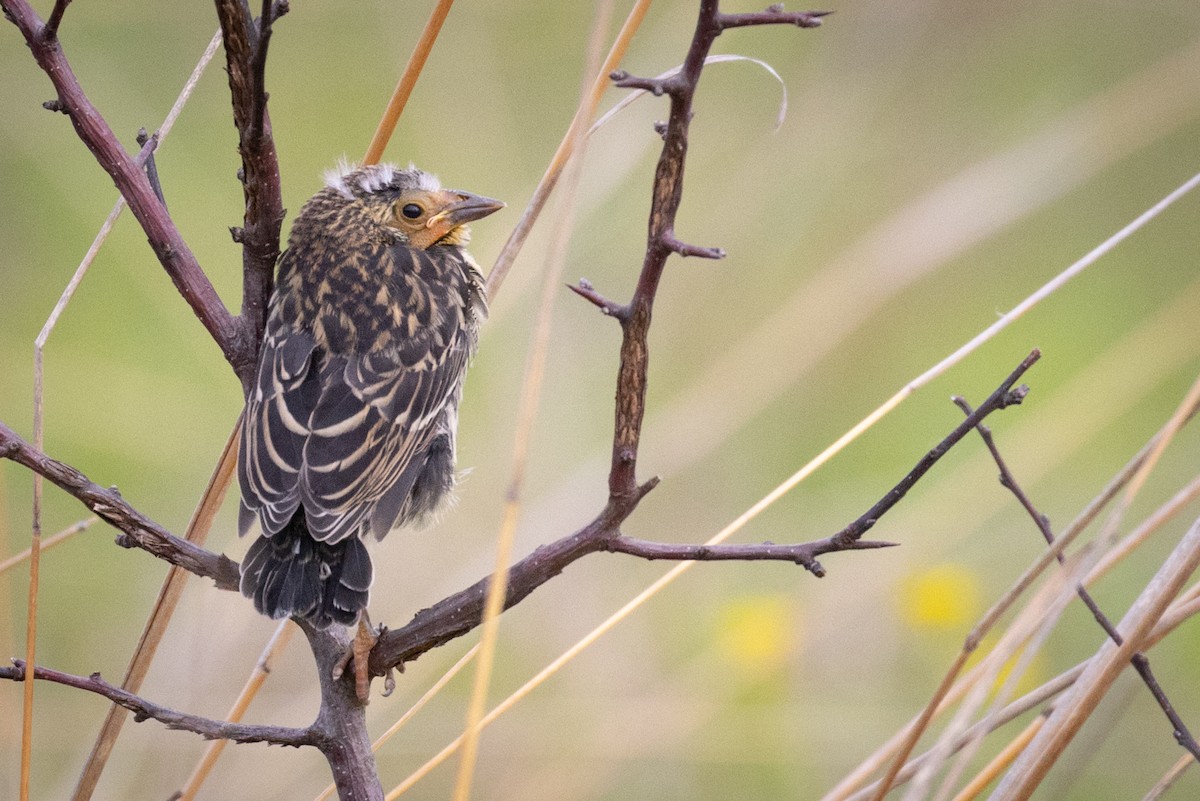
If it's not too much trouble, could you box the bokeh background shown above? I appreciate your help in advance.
[3,1,1200,799]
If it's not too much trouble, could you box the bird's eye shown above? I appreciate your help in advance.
[401,203,423,219]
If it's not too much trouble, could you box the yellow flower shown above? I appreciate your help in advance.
[900,564,983,631]
[715,595,796,675]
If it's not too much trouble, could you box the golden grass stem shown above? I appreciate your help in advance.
[0,517,97,576]
[361,0,455,166]
[450,5,612,799]
[1139,751,1195,801]
[947,717,1045,801]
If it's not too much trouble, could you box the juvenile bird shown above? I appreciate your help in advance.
[237,163,502,699]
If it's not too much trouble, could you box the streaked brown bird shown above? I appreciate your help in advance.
[237,163,502,698]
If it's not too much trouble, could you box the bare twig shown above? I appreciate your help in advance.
[1,661,314,747]
[956,397,1200,764]
[0,421,240,590]
[42,0,69,39]
[372,355,1033,679]
[214,0,285,385]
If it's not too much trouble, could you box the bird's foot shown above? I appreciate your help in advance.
[332,616,383,705]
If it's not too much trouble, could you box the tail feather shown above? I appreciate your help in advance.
[240,511,373,628]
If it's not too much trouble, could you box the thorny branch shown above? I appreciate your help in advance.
[956,398,1200,763]
[371,349,1036,672]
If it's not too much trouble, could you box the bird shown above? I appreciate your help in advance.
[236,162,503,700]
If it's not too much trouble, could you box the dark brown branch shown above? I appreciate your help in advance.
[663,233,726,259]
[1,661,314,747]
[1,0,251,379]
[373,353,1036,674]
[955,396,1200,763]
[0,421,240,590]
[601,536,896,574]
[717,6,830,30]
[569,279,628,319]
[822,350,1038,550]
[215,0,286,390]
[43,0,69,39]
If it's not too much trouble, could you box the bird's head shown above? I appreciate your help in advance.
[317,162,504,250]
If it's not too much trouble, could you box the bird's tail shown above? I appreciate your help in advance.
[239,511,372,629]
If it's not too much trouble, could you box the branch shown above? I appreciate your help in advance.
[601,535,896,574]
[43,0,69,39]
[1,0,250,378]
[214,0,286,386]
[603,1,825,502]
[0,421,240,590]
[373,352,1036,674]
[717,5,831,30]
[0,661,314,747]
[956,396,1200,762]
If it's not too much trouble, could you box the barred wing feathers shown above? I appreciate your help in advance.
[239,245,480,548]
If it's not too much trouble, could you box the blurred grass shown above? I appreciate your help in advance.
[3,1,1200,799]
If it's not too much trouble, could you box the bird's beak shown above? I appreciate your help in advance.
[427,191,505,229]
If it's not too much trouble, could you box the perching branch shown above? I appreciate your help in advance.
[956,397,1200,763]
[0,661,314,747]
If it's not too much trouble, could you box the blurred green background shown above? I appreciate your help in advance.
[3,1,1200,799]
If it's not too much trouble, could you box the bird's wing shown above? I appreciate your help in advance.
[240,246,481,544]
[238,318,321,537]
[296,346,466,543]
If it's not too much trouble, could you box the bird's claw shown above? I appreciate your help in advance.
[332,617,381,705]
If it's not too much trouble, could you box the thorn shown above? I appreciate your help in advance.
[636,476,660,500]
[664,235,725,259]
[853,540,900,550]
